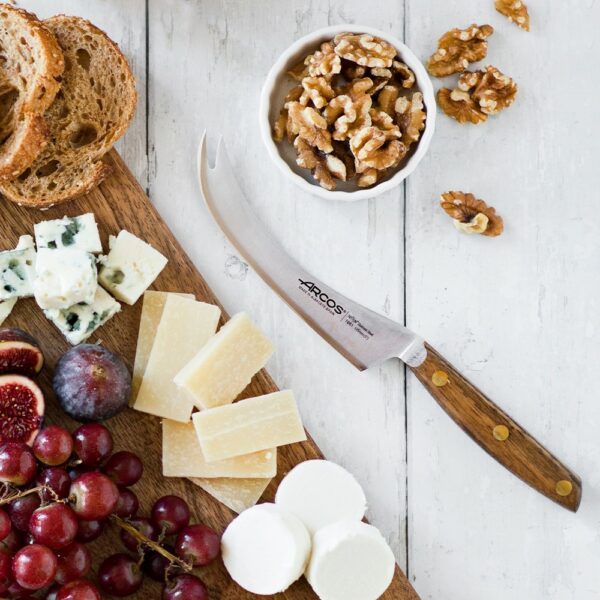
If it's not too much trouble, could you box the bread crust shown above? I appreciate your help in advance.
[0,14,136,207]
[0,4,65,178]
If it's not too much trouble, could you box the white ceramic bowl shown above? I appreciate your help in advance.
[259,24,437,202]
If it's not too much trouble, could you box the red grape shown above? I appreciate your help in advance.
[142,544,174,582]
[69,472,119,520]
[114,487,139,518]
[120,517,158,552]
[29,504,78,549]
[0,549,12,594]
[7,494,40,532]
[12,543,57,590]
[56,579,101,600]
[0,528,22,554]
[75,519,104,544]
[72,424,113,467]
[175,523,220,566]
[32,426,73,466]
[0,508,11,541]
[36,467,71,502]
[55,542,92,585]
[104,451,143,487]
[151,495,190,535]
[162,574,208,600]
[0,443,36,486]
[98,553,143,596]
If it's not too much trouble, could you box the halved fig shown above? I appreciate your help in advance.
[0,374,45,445]
[0,328,44,377]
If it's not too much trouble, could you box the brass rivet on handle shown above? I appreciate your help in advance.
[432,370,449,387]
[555,480,573,497]
[492,425,510,441]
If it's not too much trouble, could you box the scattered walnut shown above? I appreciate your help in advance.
[287,102,333,153]
[392,61,416,89]
[427,24,494,77]
[299,76,336,109]
[469,65,517,115]
[275,33,426,191]
[495,0,530,31]
[307,41,342,77]
[437,88,487,124]
[334,32,397,68]
[350,126,407,172]
[324,94,372,141]
[395,92,427,146]
[440,191,504,237]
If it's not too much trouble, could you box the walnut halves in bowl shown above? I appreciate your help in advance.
[272,32,428,192]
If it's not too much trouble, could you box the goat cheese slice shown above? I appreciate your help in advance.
[275,460,367,534]
[98,230,168,305]
[44,286,121,345]
[33,248,97,310]
[306,520,396,600]
[222,503,311,595]
[0,235,36,301]
[34,213,102,253]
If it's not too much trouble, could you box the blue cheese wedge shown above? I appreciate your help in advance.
[34,213,102,253]
[0,235,36,301]
[33,248,98,310]
[98,230,168,305]
[44,286,121,345]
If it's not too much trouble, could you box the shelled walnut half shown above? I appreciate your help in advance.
[427,24,494,77]
[440,191,504,237]
[495,0,530,31]
[273,32,427,191]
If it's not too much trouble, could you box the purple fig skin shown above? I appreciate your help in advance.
[53,345,131,422]
[0,329,44,376]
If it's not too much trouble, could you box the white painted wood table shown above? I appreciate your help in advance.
[21,1,600,598]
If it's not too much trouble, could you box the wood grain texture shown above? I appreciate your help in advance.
[411,343,581,512]
[0,151,417,600]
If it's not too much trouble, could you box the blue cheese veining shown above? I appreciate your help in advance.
[34,213,102,253]
[0,235,37,301]
[98,230,168,305]
[44,286,121,345]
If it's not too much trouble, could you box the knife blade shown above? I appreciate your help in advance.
[198,133,582,512]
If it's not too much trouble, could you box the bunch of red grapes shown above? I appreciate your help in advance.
[0,423,219,599]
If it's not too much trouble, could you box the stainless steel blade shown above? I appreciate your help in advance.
[198,134,426,369]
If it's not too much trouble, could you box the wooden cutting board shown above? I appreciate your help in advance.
[0,150,419,600]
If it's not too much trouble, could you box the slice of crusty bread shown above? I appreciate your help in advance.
[0,4,64,179]
[0,15,137,207]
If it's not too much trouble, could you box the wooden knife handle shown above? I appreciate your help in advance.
[410,343,582,512]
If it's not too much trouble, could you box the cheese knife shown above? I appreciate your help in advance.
[197,134,582,512]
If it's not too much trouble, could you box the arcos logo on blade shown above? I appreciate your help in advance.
[298,280,345,315]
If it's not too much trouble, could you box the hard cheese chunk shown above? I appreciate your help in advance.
[162,419,276,479]
[44,286,121,345]
[188,477,271,514]
[0,235,36,301]
[0,298,17,326]
[175,312,274,409]
[133,295,220,422]
[193,390,306,462]
[131,291,194,403]
[33,248,97,309]
[34,213,102,253]
[98,230,168,305]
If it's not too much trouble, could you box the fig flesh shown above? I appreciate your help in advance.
[0,328,44,377]
[0,375,44,445]
[53,345,131,422]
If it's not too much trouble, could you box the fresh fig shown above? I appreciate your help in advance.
[0,375,44,445]
[53,345,131,422]
[0,328,44,377]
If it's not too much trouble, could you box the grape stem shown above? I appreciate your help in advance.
[110,515,192,572]
[0,485,44,506]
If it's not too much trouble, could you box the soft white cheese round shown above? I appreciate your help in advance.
[306,520,396,600]
[221,503,311,595]
[275,459,367,534]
